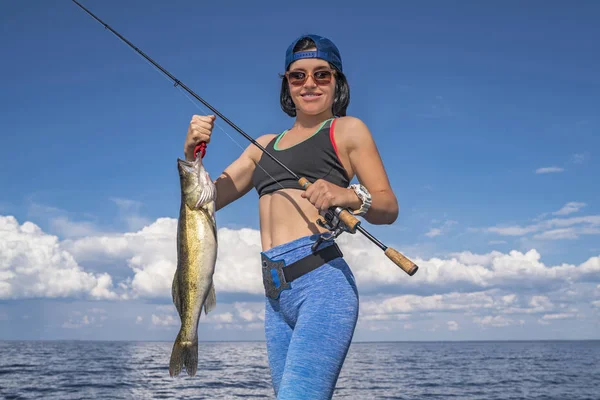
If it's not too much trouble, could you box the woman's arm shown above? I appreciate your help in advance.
[338,116,399,225]
[212,134,276,211]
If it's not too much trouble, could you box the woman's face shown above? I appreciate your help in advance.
[286,55,336,117]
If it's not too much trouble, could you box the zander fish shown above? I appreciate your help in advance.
[169,152,218,377]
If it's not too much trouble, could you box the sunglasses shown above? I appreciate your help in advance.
[285,69,335,86]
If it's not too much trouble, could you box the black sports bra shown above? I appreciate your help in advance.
[252,118,350,197]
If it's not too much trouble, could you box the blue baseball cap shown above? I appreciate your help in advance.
[285,34,343,72]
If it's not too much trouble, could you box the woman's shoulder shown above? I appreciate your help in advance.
[333,115,374,147]
[257,133,279,144]
[246,133,279,161]
[335,115,366,126]
[335,115,371,132]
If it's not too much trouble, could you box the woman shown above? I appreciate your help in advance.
[184,34,398,399]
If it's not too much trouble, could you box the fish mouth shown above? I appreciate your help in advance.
[177,157,204,176]
[177,157,216,208]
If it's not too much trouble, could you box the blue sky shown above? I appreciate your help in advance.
[1,0,599,342]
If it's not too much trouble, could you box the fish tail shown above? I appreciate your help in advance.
[169,332,198,377]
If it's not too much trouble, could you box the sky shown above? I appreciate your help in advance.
[1,0,599,342]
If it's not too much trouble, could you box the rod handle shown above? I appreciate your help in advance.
[298,177,361,233]
[385,247,419,276]
[336,208,361,233]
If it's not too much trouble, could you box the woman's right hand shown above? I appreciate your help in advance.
[184,114,215,160]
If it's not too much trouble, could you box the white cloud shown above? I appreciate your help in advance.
[233,302,265,322]
[537,310,580,325]
[425,228,442,237]
[547,215,600,227]
[534,203,581,223]
[341,232,600,293]
[212,312,234,323]
[486,226,538,236]
[552,202,586,216]
[474,315,523,327]
[535,166,564,174]
[151,313,178,327]
[148,301,264,332]
[0,216,118,300]
[50,216,99,239]
[532,228,579,240]
[354,287,592,332]
[360,292,493,315]
[3,213,600,318]
[540,313,576,320]
[483,210,600,240]
[62,308,107,329]
[425,220,457,238]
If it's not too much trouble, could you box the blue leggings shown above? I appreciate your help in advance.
[262,234,359,400]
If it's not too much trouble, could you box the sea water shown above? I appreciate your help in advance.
[1,340,598,399]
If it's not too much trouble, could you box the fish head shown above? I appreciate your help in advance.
[177,156,217,210]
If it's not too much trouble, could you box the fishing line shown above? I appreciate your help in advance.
[127,45,288,192]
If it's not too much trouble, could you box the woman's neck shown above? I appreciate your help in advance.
[292,110,334,130]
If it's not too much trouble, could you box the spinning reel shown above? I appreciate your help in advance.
[312,206,359,253]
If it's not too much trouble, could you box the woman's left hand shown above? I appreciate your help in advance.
[300,179,360,212]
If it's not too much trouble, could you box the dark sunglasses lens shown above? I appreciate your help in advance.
[314,71,332,83]
[288,72,306,84]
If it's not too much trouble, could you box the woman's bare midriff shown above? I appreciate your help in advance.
[258,188,330,251]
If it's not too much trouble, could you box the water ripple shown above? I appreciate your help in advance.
[0,340,599,399]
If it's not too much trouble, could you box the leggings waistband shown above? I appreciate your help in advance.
[261,233,335,265]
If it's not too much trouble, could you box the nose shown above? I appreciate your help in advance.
[304,74,318,87]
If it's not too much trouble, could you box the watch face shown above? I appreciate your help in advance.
[358,185,371,199]
[351,184,370,199]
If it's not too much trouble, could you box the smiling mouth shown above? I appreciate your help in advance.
[301,93,322,98]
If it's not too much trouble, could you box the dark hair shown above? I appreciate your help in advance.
[280,37,350,117]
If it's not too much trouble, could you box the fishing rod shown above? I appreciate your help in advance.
[71,0,419,276]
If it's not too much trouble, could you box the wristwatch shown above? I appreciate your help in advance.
[349,184,372,216]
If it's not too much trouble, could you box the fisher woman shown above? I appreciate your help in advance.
[183,34,399,399]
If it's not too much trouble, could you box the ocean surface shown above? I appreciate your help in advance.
[0,340,598,399]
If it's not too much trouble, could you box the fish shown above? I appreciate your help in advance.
[169,152,218,377]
